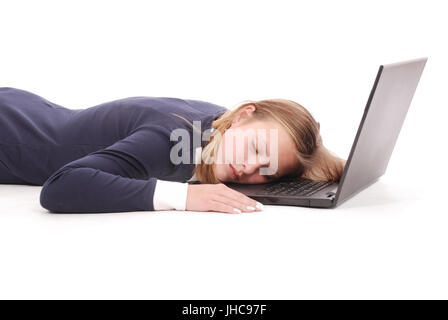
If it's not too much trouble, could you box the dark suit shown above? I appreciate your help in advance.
[0,87,227,212]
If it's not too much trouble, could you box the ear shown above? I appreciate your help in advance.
[231,104,256,126]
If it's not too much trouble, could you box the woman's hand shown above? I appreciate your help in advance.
[186,183,264,214]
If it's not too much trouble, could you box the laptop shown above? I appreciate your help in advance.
[225,57,428,208]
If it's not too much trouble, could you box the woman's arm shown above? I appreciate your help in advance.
[40,127,175,213]
[40,126,263,214]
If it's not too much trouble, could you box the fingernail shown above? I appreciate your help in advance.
[246,206,256,211]
[256,202,264,210]
[233,208,242,214]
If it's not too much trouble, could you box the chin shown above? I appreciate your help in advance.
[216,175,229,183]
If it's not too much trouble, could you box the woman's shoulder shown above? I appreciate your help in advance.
[119,96,228,116]
[117,96,228,128]
[78,96,228,138]
[84,95,227,117]
[181,97,228,114]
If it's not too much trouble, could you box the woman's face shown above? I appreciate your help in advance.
[214,105,300,184]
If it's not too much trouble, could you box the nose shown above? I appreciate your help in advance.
[241,158,269,176]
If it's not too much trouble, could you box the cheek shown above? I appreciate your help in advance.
[214,163,223,177]
[216,137,228,164]
[214,163,226,179]
[220,131,256,164]
[222,134,234,163]
[222,132,248,164]
[239,134,251,163]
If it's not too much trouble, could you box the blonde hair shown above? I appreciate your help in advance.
[178,99,346,184]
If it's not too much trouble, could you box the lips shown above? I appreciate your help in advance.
[229,164,239,181]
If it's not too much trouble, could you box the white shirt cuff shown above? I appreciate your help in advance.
[153,180,188,211]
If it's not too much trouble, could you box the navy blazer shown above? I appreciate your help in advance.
[0,87,228,213]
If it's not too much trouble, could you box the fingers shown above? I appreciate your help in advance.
[206,184,264,214]
[187,183,265,214]
[215,184,263,210]
[210,199,244,214]
[214,194,260,213]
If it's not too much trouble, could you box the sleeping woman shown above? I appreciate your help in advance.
[0,87,346,214]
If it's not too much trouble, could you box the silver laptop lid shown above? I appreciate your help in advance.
[334,57,427,206]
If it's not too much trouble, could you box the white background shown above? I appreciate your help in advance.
[1,0,447,299]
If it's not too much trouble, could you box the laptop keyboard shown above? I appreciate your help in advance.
[262,179,334,197]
